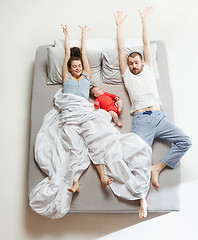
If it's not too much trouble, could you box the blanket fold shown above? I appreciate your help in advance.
[29,89,152,218]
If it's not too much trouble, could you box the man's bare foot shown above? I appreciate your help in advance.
[151,165,160,189]
[151,161,167,189]
[139,198,148,219]
[101,177,113,187]
[67,181,80,193]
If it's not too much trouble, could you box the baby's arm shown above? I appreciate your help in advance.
[115,97,123,113]
[105,92,123,113]
[94,100,100,109]
[105,92,119,100]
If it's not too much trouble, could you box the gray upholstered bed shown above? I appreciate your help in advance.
[28,40,181,215]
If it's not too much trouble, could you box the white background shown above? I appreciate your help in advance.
[0,0,197,239]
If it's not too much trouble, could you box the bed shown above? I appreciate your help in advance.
[28,39,181,216]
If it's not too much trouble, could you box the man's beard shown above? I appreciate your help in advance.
[131,65,143,75]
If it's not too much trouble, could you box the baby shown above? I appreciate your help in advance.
[91,86,123,127]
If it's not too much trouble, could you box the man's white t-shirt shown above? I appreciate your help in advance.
[122,63,162,113]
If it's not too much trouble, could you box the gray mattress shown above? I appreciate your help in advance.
[28,40,181,213]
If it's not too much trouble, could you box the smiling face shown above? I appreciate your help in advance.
[128,55,144,75]
[69,60,83,78]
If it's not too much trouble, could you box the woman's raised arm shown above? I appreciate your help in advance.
[61,24,70,82]
[79,25,91,80]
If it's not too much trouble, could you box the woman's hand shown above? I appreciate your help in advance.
[61,24,68,35]
[113,11,127,25]
[138,6,153,21]
[79,25,89,33]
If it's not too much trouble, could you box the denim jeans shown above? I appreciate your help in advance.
[132,110,192,168]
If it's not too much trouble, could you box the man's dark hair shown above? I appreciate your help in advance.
[127,52,143,65]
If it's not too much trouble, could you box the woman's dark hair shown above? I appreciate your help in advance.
[67,47,83,69]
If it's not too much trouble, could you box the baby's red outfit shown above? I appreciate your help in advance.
[94,92,120,115]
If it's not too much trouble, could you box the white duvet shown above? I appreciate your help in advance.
[29,89,152,219]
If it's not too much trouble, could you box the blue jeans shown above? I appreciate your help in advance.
[132,110,192,168]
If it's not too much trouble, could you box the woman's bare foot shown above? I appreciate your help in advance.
[139,198,148,219]
[101,177,113,187]
[67,181,80,193]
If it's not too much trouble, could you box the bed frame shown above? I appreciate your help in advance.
[28,40,181,214]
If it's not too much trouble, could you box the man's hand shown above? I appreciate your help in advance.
[138,6,153,21]
[113,11,127,25]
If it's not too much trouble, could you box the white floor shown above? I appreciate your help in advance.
[97,180,198,240]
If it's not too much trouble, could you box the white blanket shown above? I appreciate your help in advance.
[29,89,152,219]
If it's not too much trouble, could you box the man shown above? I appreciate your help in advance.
[114,7,192,189]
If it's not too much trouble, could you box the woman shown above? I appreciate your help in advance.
[61,24,113,193]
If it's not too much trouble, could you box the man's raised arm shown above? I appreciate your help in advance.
[114,11,128,75]
[138,6,153,67]
[79,25,91,79]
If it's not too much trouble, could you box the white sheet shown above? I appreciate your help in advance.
[29,89,152,219]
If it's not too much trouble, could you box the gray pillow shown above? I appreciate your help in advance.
[46,47,102,86]
[87,50,102,87]
[101,43,159,85]
[47,47,64,84]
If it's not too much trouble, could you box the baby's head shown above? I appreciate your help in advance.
[90,86,104,98]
